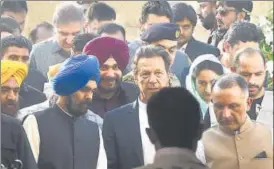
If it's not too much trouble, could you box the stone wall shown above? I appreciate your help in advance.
[23,1,273,42]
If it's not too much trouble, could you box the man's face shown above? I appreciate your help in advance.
[66,80,97,116]
[151,39,177,65]
[1,77,20,117]
[197,2,217,30]
[216,3,238,30]
[176,18,194,47]
[2,11,27,33]
[99,57,122,93]
[195,70,220,103]
[35,26,54,44]
[212,86,251,131]
[135,56,169,102]
[236,53,266,99]
[141,14,170,32]
[101,31,125,41]
[86,19,114,34]
[56,22,83,51]
[227,41,259,66]
[2,46,30,64]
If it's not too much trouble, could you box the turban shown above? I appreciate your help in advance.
[52,54,100,96]
[83,37,129,71]
[1,60,28,86]
[47,63,62,82]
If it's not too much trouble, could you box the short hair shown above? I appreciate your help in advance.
[0,1,28,14]
[233,47,266,69]
[29,21,54,43]
[0,35,32,58]
[133,45,171,74]
[226,21,263,47]
[192,60,224,80]
[87,2,116,21]
[97,23,126,40]
[0,16,20,34]
[147,87,201,149]
[213,73,249,96]
[72,33,98,53]
[172,2,197,26]
[140,1,173,24]
[53,2,85,26]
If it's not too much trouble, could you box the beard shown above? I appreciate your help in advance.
[66,96,91,117]
[201,12,217,30]
[98,76,121,93]
[1,100,19,117]
[248,83,264,98]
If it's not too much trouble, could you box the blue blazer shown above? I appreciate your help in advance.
[102,101,144,169]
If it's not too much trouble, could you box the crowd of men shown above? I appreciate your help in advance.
[0,1,273,169]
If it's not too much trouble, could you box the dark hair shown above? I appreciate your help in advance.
[87,2,116,21]
[213,73,248,95]
[226,21,263,47]
[72,33,98,53]
[1,35,32,58]
[147,87,202,149]
[234,47,266,69]
[133,45,171,74]
[192,60,224,80]
[140,1,172,24]
[224,1,253,21]
[0,16,20,34]
[172,2,197,26]
[29,22,54,44]
[0,1,28,14]
[97,23,126,40]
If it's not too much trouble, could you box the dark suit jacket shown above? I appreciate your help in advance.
[103,101,144,169]
[185,37,220,62]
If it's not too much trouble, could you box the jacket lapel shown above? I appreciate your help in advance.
[127,100,144,165]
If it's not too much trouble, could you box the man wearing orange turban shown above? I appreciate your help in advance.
[1,60,28,116]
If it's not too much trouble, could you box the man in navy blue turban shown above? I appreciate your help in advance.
[23,54,107,169]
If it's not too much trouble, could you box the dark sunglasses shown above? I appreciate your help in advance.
[217,7,239,16]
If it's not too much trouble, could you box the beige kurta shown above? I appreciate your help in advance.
[202,118,273,169]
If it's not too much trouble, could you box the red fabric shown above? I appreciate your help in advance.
[83,37,129,71]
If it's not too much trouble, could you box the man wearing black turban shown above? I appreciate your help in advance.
[23,54,107,169]
[83,37,139,118]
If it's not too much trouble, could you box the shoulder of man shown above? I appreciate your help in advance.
[169,73,181,87]
[122,71,135,83]
[30,38,57,56]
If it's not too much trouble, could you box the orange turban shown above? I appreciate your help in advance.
[1,60,28,86]
[47,63,61,81]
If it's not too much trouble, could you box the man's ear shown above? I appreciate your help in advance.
[237,12,246,21]
[223,41,231,53]
[146,128,157,144]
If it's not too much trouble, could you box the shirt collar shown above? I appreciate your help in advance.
[138,98,147,110]
[153,147,203,166]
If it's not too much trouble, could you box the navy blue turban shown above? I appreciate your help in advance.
[52,54,100,96]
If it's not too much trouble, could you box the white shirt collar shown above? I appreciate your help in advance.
[138,98,147,109]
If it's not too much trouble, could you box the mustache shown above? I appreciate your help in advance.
[101,76,119,82]
[219,117,235,125]
[5,100,17,106]
[248,84,259,89]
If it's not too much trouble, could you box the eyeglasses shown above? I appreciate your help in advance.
[217,7,238,16]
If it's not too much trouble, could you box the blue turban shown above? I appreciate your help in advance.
[52,54,100,96]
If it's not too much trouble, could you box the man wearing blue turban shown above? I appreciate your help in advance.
[23,54,107,169]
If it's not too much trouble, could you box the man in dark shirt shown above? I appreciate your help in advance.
[1,114,38,169]
[1,35,47,108]
[83,37,139,118]
[232,48,273,129]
